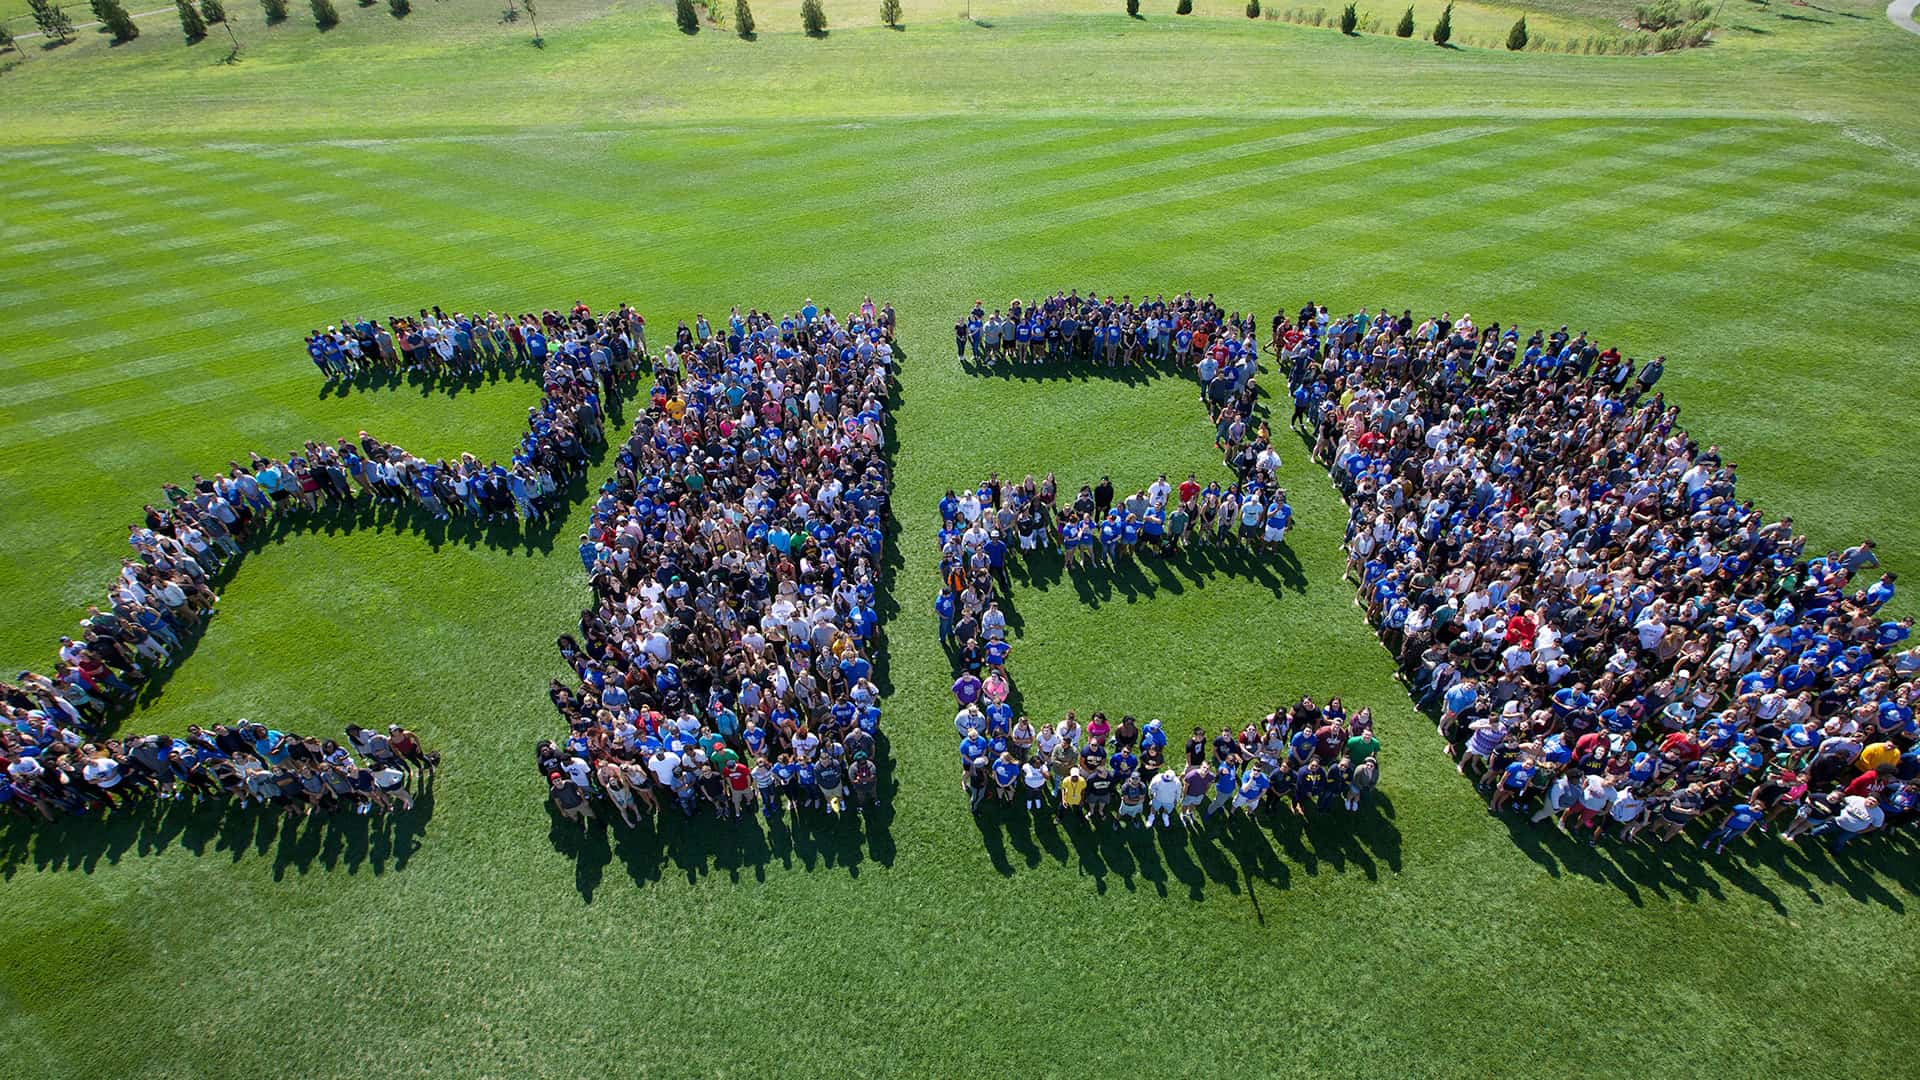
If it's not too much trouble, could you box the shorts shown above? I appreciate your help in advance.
[1233,794,1261,811]
[1118,801,1144,817]
[1179,794,1203,807]
[1085,794,1111,809]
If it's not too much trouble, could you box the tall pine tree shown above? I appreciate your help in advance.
[29,0,76,42]
[175,0,208,40]
[90,0,140,40]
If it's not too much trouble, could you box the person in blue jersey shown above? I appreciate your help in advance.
[1487,751,1537,815]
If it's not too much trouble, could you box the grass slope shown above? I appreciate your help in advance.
[0,7,1918,1079]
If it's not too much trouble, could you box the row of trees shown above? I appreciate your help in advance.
[1243,1,1531,51]
[19,0,336,45]
[678,0,854,36]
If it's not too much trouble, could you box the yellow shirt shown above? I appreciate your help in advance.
[1060,775,1087,806]
[1857,742,1899,772]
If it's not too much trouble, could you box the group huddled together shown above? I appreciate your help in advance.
[304,301,651,385]
[536,298,898,832]
[1282,300,1917,856]
[954,290,1265,374]
[4,701,436,822]
[0,424,495,823]
[300,302,655,522]
[950,697,1382,826]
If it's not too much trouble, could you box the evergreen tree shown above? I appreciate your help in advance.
[1505,13,1528,48]
[734,0,752,34]
[309,0,337,28]
[1431,0,1451,43]
[260,0,287,21]
[1394,4,1412,34]
[201,0,225,21]
[388,0,409,15]
[91,0,140,39]
[0,21,16,53]
[175,0,207,38]
[1339,1,1355,32]
[1126,0,1139,14]
[675,0,698,32]
[1246,0,1260,16]
[29,0,75,42]
[800,0,824,34]
[1175,0,1191,12]
[880,0,898,26]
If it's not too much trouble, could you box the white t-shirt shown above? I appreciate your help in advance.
[647,752,682,787]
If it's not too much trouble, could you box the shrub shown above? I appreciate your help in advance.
[1308,6,1324,23]
[389,0,409,15]
[1338,1,1355,31]
[1505,13,1526,48]
[735,0,753,33]
[675,0,698,31]
[175,0,207,37]
[800,0,825,33]
[200,0,225,20]
[1246,0,1259,15]
[1176,0,1192,11]
[0,22,14,52]
[1127,0,1140,13]
[1431,0,1451,43]
[29,0,75,41]
[880,0,898,25]
[310,0,337,28]
[260,0,286,20]
[1394,3,1411,34]
[1634,0,1709,28]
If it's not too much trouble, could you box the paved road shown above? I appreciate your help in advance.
[1889,0,1920,36]
[13,4,174,41]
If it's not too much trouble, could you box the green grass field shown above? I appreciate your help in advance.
[2,3,1918,1077]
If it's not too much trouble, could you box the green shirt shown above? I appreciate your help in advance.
[1346,734,1381,768]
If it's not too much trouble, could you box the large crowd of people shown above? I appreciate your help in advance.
[304,302,650,386]
[2,716,435,822]
[0,297,651,828]
[948,697,1382,826]
[536,298,898,832]
[954,290,1262,379]
[1287,302,1918,856]
[932,289,1392,827]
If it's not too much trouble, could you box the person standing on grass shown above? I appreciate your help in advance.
[550,775,592,831]
[1021,756,1049,811]
[992,751,1021,806]
[1488,751,1536,815]
[1148,767,1182,828]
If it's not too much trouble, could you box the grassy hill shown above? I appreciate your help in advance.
[1,4,1917,1078]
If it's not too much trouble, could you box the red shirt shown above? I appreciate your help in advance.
[1660,732,1702,761]
[1844,771,1886,799]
